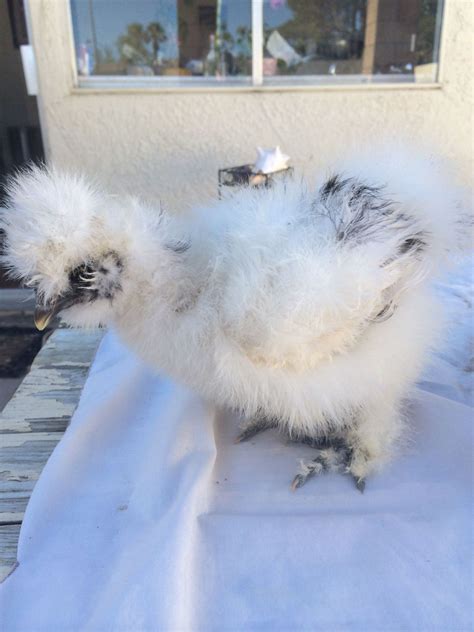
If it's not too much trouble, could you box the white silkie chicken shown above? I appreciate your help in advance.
[1,151,467,491]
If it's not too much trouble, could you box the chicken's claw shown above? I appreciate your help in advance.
[353,476,366,493]
[291,474,306,491]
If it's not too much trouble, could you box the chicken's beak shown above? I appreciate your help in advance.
[34,304,55,331]
[34,295,73,331]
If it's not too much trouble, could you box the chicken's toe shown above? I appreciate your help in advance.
[290,454,328,490]
[291,442,366,491]
[234,416,277,443]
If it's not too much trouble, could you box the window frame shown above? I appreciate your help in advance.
[67,0,446,92]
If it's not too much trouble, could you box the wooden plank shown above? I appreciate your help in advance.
[0,328,103,580]
[0,524,21,583]
[0,432,64,522]
[0,488,27,523]
[0,329,103,434]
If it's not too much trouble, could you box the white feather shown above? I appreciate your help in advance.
[1,150,470,480]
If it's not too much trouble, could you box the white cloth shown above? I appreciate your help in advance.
[0,265,472,631]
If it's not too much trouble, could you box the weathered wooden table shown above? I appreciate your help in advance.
[0,328,103,581]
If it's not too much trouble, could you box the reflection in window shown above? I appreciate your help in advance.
[262,0,443,82]
[70,0,252,79]
[70,0,444,85]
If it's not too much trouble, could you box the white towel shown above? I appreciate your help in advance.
[0,262,472,631]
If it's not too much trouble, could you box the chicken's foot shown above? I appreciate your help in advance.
[234,416,278,443]
[291,441,353,490]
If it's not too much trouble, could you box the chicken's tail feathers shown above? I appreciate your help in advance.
[329,145,472,273]
[311,146,472,322]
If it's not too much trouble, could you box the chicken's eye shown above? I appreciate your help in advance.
[69,262,96,288]
[68,252,123,303]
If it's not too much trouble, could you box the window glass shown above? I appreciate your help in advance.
[262,0,443,82]
[70,0,252,80]
[70,0,443,86]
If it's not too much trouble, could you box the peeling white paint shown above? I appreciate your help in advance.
[0,327,102,562]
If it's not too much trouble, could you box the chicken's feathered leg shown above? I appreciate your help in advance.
[345,400,401,489]
[291,401,401,492]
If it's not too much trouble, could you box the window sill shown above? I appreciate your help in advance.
[72,77,443,95]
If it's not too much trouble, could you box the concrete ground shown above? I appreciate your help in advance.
[0,289,38,411]
[0,378,22,412]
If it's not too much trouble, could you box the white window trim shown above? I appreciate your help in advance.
[68,0,445,93]
[252,0,263,86]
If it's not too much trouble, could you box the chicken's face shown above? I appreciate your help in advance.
[33,251,124,330]
[1,166,132,330]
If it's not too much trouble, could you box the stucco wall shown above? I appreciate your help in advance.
[29,0,472,210]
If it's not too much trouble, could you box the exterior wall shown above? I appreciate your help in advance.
[28,0,472,210]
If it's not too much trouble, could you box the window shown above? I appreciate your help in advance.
[70,0,444,88]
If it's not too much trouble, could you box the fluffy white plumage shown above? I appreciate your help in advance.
[1,150,469,489]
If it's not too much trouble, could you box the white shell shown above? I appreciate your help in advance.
[253,146,290,174]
